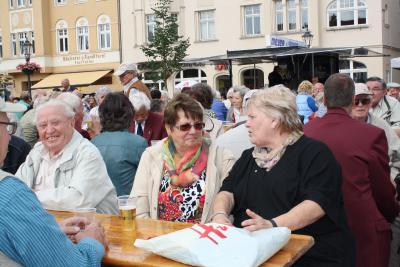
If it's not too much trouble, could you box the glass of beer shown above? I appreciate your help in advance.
[74,208,97,229]
[117,195,136,220]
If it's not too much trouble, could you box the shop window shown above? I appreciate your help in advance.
[339,59,367,82]
[97,15,111,50]
[327,0,367,28]
[198,10,216,41]
[242,69,264,89]
[174,69,207,85]
[244,4,261,36]
[76,18,89,52]
[56,20,69,53]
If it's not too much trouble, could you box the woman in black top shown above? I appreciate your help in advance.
[211,85,355,267]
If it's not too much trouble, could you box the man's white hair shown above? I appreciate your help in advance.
[95,86,112,102]
[34,99,75,124]
[57,92,81,113]
[129,91,151,111]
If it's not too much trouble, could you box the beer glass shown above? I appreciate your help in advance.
[117,195,136,220]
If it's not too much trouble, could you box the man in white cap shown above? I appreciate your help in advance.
[114,62,151,99]
[0,97,107,266]
[388,82,400,101]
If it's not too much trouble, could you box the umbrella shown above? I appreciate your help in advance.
[174,80,199,90]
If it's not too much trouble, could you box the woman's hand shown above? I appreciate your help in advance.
[211,213,232,225]
[241,209,273,232]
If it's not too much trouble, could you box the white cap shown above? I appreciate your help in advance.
[0,97,27,113]
[387,82,400,88]
[114,63,138,76]
[354,83,372,96]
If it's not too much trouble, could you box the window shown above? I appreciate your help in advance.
[97,15,111,49]
[56,21,68,53]
[339,60,367,82]
[76,18,89,52]
[244,5,261,36]
[56,0,66,5]
[146,14,155,42]
[11,33,17,56]
[17,0,24,7]
[328,0,367,28]
[301,0,309,29]
[198,10,215,41]
[9,0,14,8]
[18,32,27,56]
[29,0,32,6]
[275,1,283,31]
[0,36,3,59]
[287,0,296,31]
[174,69,207,85]
[30,31,35,54]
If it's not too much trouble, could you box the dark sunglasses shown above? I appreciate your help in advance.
[174,122,205,132]
[354,98,371,106]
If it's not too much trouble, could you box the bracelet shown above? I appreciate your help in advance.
[268,219,278,228]
[211,212,228,221]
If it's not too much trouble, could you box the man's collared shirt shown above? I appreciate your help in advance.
[34,148,64,192]
[123,77,139,95]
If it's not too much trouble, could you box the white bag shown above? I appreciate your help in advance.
[134,223,291,267]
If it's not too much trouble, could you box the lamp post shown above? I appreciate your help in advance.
[301,26,314,48]
[22,39,33,98]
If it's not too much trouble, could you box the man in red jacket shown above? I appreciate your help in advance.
[304,73,399,267]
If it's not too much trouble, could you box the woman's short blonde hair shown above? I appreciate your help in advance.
[298,80,314,94]
[248,85,303,134]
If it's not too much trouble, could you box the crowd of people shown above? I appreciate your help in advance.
[1,61,400,267]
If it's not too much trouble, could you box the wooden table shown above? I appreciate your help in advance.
[49,210,314,267]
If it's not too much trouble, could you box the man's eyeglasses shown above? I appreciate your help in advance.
[174,122,205,132]
[0,121,17,135]
[354,98,371,106]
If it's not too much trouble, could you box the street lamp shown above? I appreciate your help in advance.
[22,39,33,98]
[302,26,313,48]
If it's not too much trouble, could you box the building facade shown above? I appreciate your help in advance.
[120,0,400,94]
[0,0,121,97]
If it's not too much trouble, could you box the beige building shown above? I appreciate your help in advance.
[120,0,400,94]
[0,0,121,97]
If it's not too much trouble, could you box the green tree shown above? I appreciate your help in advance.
[141,0,190,90]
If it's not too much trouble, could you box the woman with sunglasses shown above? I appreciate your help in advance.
[131,93,236,223]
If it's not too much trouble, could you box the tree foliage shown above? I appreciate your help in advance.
[141,0,190,90]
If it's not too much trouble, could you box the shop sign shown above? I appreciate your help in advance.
[266,35,306,48]
[62,53,106,65]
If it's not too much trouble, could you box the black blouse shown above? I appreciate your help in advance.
[220,136,355,267]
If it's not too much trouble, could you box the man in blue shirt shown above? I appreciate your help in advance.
[0,97,107,267]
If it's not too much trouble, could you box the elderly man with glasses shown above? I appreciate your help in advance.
[114,63,151,99]
[367,76,400,137]
[0,97,108,266]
